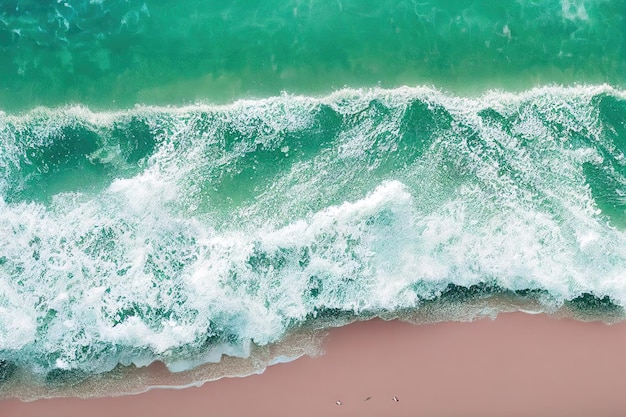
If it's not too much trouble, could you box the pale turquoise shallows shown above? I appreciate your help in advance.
[0,0,624,110]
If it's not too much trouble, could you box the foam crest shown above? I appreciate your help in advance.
[1,85,626,396]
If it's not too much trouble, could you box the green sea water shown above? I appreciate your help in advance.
[1,0,626,400]
[0,0,624,110]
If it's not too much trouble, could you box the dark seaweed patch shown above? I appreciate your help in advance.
[305,307,363,323]
[437,282,502,303]
[45,368,87,386]
[566,293,624,319]
[0,360,17,384]
[436,285,624,321]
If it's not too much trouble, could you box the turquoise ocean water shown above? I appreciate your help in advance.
[1,0,625,399]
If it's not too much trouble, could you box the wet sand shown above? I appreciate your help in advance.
[4,312,626,417]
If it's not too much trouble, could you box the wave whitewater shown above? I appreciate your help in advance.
[1,85,625,398]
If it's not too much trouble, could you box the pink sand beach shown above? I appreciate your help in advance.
[4,312,626,417]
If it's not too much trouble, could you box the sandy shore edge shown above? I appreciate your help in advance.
[4,312,626,417]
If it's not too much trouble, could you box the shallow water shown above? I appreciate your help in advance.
[0,0,624,110]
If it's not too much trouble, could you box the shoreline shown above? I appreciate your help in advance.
[4,312,626,416]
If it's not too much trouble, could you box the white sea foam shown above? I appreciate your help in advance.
[0,85,625,380]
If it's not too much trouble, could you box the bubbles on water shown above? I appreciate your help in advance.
[561,0,590,21]
[0,85,625,385]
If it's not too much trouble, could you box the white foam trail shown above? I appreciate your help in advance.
[0,85,625,379]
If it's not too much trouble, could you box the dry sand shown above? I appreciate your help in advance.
[4,312,626,417]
